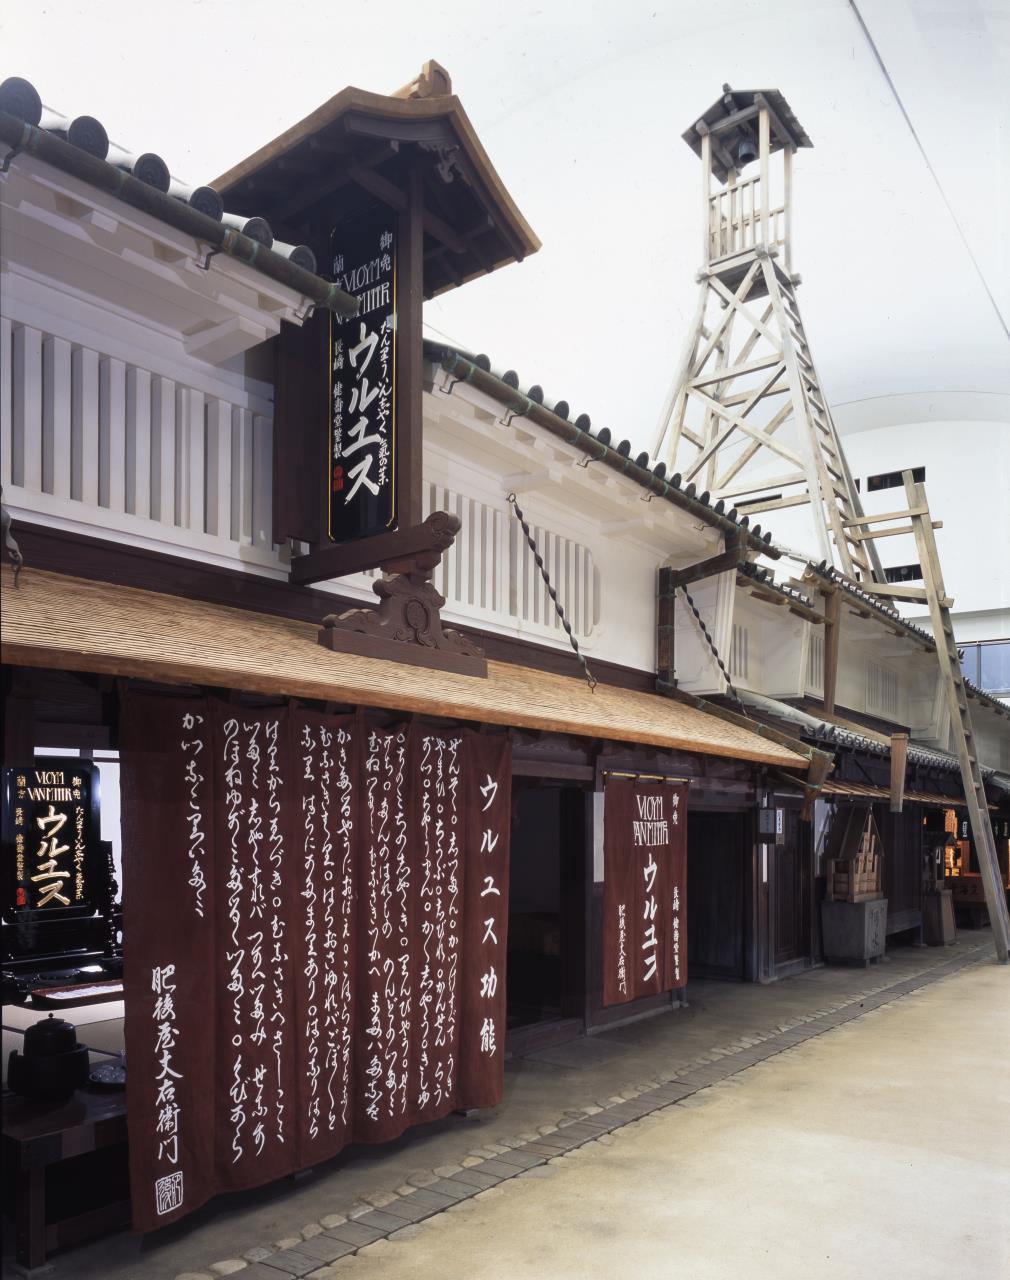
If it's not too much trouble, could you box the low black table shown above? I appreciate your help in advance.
[2,1087,129,1270]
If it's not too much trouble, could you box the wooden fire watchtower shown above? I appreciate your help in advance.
[649,87,884,583]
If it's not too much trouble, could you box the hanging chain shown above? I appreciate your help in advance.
[678,583,748,716]
[506,492,598,692]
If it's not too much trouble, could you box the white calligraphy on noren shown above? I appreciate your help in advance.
[476,769,502,1060]
[417,735,463,1109]
[151,963,184,1215]
[363,730,410,1125]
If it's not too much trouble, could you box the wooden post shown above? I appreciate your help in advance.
[395,158,425,529]
[782,144,793,273]
[700,131,712,265]
[889,732,908,813]
[758,106,770,245]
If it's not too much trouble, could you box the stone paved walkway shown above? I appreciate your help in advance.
[37,931,993,1280]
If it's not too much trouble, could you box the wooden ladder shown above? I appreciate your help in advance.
[773,266,884,584]
[852,469,1010,963]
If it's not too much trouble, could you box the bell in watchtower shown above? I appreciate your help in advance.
[735,135,758,169]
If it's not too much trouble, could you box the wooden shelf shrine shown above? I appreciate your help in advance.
[825,805,884,904]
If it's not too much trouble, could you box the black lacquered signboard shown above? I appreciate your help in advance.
[2,759,100,919]
[328,207,397,543]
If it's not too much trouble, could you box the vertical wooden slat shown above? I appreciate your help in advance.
[453,490,464,605]
[783,143,793,274]
[42,336,72,497]
[508,511,519,619]
[494,508,504,614]
[173,387,187,527]
[150,376,175,524]
[759,105,770,244]
[71,347,100,504]
[482,505,493,611]
[251,414,273,550]
[584,549,592,634]
[563,538,572,634]
[11,325,43,491]
[573,543,582,637]
[532,525,540,620]
[466,495,476,605]
[556,535,564,632]
[125,367,152,518]
[701,132,712,264]
[187,389,206,532]
[205,399,232,538]
[0,316,12,486]
[99,356,126,510]
[231,407,252,543]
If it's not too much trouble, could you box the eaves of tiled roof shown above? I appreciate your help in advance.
[424,341,779,556]
[0,76,357,317]
[737,561,821,619]
[802,561,1010,721]
[733,690,992,778]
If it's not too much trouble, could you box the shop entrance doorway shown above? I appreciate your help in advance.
[687,810,750,980]
[775,808,811,966]
[506,781,587,1032]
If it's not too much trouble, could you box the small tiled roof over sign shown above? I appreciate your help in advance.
[0,76,357,316]
[214,62,540,302]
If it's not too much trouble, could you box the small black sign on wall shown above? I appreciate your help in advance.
[2,759,100,920]
[328,207,398,543]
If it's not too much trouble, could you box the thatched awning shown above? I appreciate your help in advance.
[1,567,808,769]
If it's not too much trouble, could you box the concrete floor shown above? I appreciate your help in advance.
[11,935,1002,1279]
[335,962,1010,1280]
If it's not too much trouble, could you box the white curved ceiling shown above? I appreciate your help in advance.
[5,1,1008,447]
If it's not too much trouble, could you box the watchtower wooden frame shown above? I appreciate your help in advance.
[650,86,883,583]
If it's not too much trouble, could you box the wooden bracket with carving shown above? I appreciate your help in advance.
[315,511,488,677]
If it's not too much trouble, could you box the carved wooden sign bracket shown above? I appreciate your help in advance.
[315,511,488,677]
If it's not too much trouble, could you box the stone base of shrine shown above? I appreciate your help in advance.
[821,897,888,966]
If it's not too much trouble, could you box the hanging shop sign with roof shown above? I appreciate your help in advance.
[120,693,511,1231]
[2,759,100,918]
[602,776,689,1005]
[328,209,398,542]
[209,61,540,584]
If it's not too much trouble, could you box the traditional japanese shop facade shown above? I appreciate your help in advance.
[0,66,823,1254]
[0,567,810,1236]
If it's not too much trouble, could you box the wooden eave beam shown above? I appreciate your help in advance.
[660,538,746,592]
[707,103,760,136]
[753,94,795,152]
[341,111,456,147]
[269,141,401,222]
[735,492,810,515]
[738,577,822,624]
[448,145,528,263]
[348,165,469,255]
[750,588,787,607]
[290,513,455,585]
